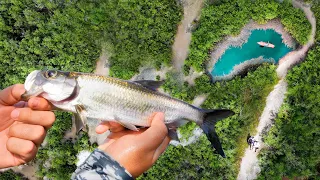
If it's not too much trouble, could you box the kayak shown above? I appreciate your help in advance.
[257,41,275,48]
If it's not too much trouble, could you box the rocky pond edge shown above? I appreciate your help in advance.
[207,19,297,81]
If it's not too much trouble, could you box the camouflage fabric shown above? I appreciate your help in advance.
[71,149,133,180]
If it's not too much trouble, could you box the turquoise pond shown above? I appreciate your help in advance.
[211,29,292,77]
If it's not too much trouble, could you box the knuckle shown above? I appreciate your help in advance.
[46,112,56,126]
[40,111,55,127]
[34,126,46,141]
[8,124,19,137]
[20,126,30,137]
[37,125,46,136]
[23,141,36,155]
[6,138,15,150]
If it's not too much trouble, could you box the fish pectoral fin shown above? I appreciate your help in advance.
[71,114,81,135]
[133,80,165,90]
[168,129,179,142]
[75,105,88,132]
[118,121,139,131]
[73,113,84,134]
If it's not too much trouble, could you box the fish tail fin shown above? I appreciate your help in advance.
[200,109,235,158]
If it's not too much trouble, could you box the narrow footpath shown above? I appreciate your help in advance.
[172,0,204,71]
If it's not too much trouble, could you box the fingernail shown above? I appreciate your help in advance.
[31,98,39,108]
[14,101,27,108]
[11,109,20,119]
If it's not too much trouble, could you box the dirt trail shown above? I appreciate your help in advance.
[172,0,204,71]
[192,94,208,107]
[94,48,110,76]
[237,1,316,179]
[184,67,203,85]
[11,163,38,180]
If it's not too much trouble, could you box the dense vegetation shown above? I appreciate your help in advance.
[185,0,312,72]
[100,1,181,79]
[257,1,320,179]
[0,0,181,87]
[0,0,99,88]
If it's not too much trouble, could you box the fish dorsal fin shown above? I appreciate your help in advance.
[133,80,165,90]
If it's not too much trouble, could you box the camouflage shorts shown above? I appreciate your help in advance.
[71,149,133,180]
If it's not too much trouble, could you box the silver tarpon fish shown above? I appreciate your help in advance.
[22,70,234,157]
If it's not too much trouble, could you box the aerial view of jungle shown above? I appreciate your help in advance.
[0,0,319,179]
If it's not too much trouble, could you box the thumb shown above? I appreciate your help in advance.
[0,84,25,106]
[138,112,168,150]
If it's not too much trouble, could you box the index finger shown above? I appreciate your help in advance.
[27,97,53,110]
[11,108,55,129]
[0,84,25,106]
[96,121,125,134]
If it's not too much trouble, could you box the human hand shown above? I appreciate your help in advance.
[0,84,55,168]
[96,112,170,177]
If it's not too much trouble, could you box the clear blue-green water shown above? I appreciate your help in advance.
[211,29,292,77]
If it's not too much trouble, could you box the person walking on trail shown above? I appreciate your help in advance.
[254,140,260,152]
[248,136,253,150]
[246,133,251,144]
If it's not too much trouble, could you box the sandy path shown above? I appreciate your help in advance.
[9,163,38,180]
[237,1,316,179]
[94,48,110,76]
[130,65,172,81]
[184,67,203,85]
[172,0,204,71]
[192,94,208,107]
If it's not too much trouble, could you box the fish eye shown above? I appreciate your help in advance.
[45,70,58,78]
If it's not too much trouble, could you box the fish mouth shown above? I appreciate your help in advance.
[21,87,44,101]
[21,70,44,101]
